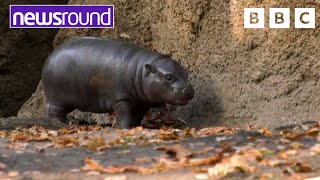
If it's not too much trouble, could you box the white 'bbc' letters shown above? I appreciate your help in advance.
[269,8,290,28]
[295,8,315,28]
[244,8,265,28]
[244,8,316,29]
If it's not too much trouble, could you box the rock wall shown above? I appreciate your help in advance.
[0,0,67,117]
[19,0,320,128]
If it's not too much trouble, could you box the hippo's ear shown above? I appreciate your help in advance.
[145,64,157,74]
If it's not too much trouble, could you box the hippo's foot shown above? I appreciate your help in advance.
[45,103,73,123]
[118,118,141,129]
[114,101,144,129]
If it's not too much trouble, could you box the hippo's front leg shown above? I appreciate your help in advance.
[114,101,143,129]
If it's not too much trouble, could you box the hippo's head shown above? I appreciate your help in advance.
[142,57,194,106]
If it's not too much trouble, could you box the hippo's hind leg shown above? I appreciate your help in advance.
[45,102,73,123]
[114,101,147,129]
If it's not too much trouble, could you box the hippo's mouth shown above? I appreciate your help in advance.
[173,99,190,106]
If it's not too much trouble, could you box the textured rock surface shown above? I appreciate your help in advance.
[0,0,67,117]
[19,0,320,128]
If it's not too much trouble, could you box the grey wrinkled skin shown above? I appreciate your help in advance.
[42,37,194,129]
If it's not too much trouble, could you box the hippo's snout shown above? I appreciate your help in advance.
[182,84,194,100]
[173,82,194,105]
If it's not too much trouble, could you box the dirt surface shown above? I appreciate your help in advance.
[0,0,67,117]
[18,0,320,129]
[0,120,320,179]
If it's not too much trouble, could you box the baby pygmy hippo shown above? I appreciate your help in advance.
[42,37,194,129]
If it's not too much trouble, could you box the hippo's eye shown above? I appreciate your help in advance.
[165,74,176,84]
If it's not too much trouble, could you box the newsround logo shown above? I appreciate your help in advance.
[10,5,114,28]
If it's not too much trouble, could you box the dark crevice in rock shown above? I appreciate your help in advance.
[0,0,68,117]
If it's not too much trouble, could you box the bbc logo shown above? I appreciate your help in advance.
[244,8,316,29]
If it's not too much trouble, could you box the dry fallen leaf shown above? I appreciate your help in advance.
[258,128,273,137]
[228,148,262,173]
[304,128,319,138]
[310,144,320,155]
[246,123,256,130]
[194,173,209,180]
[287,173,303,179]
[82,158,106,173]
[86,171,101,176]
[58,127,78,135]
[157,147,224,171]
[197,127,238,136]
[82,158,159,174]
[192,167,209,173]
[11,133,28,142]
[259,147,275,156]
[156,144,192,163]
[282,128,319,141]
[58,126,102,135]
[278,150,298,159]
[0,163,5,170]
[265,159,290,167]
[289,142,304,150]
[0,131,10,138]
[292,162,312,173]
[51,136,79,148]
[188,152,223,166]
[208,163,236,177]
[107,138,122,146]
[259,173,275,180]
[157,130,179,140]
[105,175,127,180]
[7,171,19,177]
[230,154,256,173]
[282,131,304,141]
[305,176,320,180]
[104,165,158,174]
[183,128,196,137]
[85,137,108,151]
[126,129,136,136]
